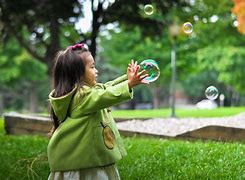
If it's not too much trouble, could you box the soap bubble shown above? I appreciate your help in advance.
[205,86,219,100]
[139,59,160,83]
[144,4,154,15]
[183,22,193,34]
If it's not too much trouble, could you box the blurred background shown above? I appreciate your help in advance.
[0,0,244,115]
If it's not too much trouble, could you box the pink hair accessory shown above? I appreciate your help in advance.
[70,43,85,50]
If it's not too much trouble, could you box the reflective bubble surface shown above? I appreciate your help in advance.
[205,86,219,100]
[144,4,154,15]
[183,22,193,34]
[139,59,160,83]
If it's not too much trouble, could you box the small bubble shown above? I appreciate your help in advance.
[183,22,193,34]
[144,4,154,15]
[205,86,219,100]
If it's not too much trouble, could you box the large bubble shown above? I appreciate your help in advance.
[205,86,219,100]
[139,59,160,83]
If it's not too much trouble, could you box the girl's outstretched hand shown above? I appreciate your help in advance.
[127,59,149,88]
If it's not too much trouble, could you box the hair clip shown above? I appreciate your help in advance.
[69,43,85,50]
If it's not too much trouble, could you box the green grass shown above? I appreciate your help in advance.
[112,107,245,119]
[119,138,245,179]
[1,107,245,179]
[0,119,49,179]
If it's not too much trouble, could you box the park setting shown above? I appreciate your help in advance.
[0,0,245,179]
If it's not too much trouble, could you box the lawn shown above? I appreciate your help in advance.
[112,107,245,119]
[0,119,49,179]
[34,107,245,119]
[1,107,245,179]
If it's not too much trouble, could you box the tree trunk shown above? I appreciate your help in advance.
[0,94,3,115]
[129,99,136,109]
[46,15,61,77]
[29,82,38,113]
[90,1,103,58]
[150,86,161,109]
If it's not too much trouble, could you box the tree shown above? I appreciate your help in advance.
[196,45,245,105]
[169,0,245,105]
[0,0,82,75]
[0,38,48,112]
[0,0,191,112]
[0,0,191,75]
[100,0,245,107]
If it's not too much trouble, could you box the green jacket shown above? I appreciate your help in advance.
[47,75,133,172]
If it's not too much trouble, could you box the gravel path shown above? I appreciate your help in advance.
[116,113,245,137]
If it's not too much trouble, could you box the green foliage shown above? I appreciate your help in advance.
[0,39,47,86]
[0,38,49,110]
[0,0,80,40]
[1,0,245,112]
[99,0,245,105]
[59,24,82,48]
[15,51,47,82]
[197,45,245,93]
[0,40,22,85]
[176,0,245,98]
[100,26,171,85]
[99,26,172,106]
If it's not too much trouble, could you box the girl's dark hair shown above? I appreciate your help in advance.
[49,46,89,136]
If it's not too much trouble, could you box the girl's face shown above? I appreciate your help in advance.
[82,53,98,86]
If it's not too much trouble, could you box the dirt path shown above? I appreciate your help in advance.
[116,113,245,137]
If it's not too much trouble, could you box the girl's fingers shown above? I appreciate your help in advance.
[135,61,138,67]
[134,65,140,75]
[140,75,150,84]
[132,60,136,67]
[140,74,149,81]
[138,69,146,76]
[128,67,133,73]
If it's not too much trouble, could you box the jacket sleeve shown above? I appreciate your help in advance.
[77,80,133,114]
[104,74,128,87]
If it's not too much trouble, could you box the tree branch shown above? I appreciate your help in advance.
[11,28,46,63]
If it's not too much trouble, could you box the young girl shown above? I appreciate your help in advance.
[47,43,148,180]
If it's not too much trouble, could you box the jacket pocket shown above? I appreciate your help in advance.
[100,122,115,149]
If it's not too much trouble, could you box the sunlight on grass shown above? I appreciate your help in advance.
[0,118,4,134]
[112,107,245,119]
